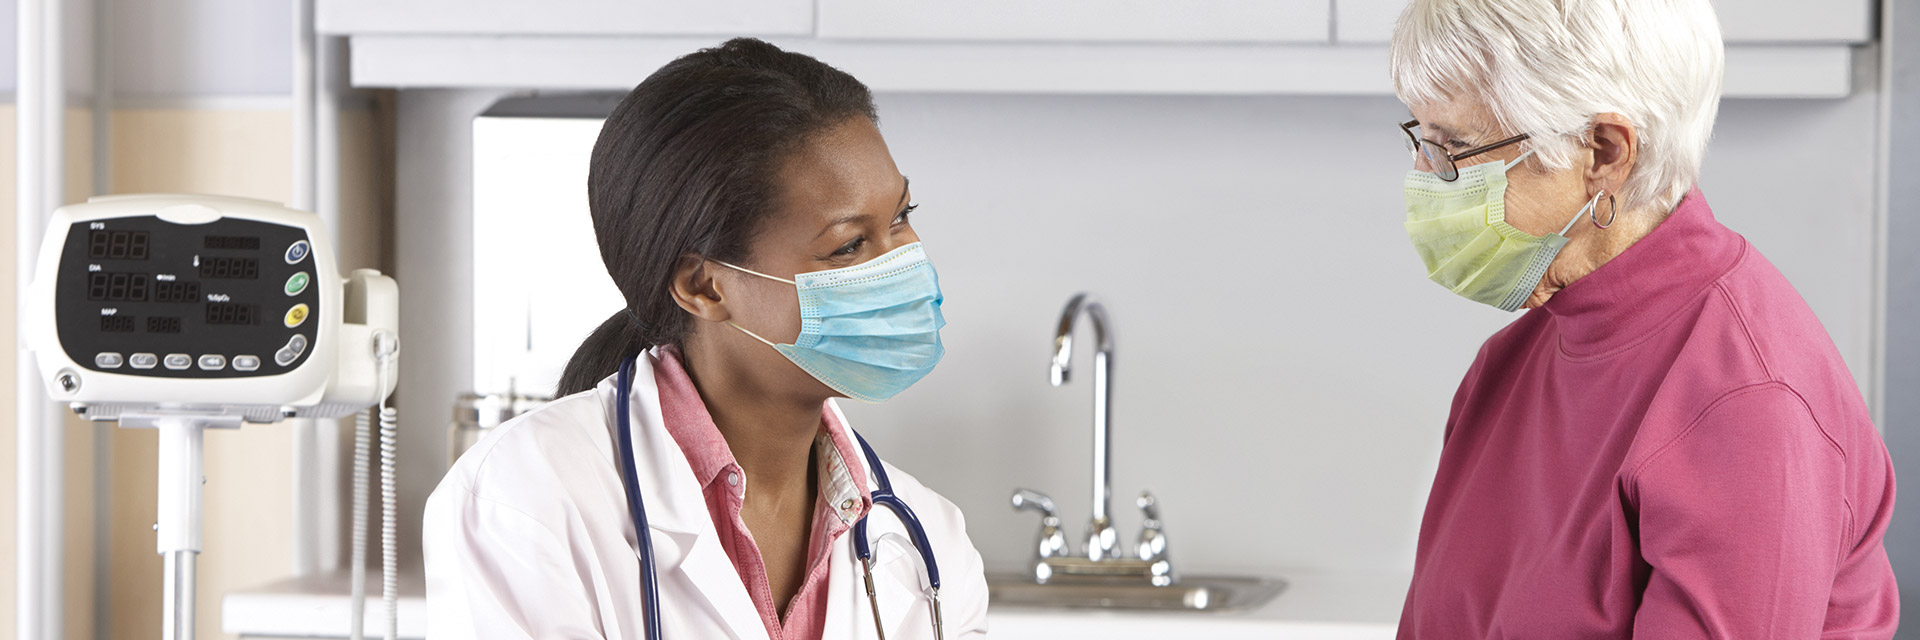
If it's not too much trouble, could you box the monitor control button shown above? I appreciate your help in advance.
[232,355,261,371]
[94,353,122,369]
[129,353,157,369]
[275,334,310,366]
[285,271,310,296]
[197,355,226,371]
[162,354,191,370]
[285,240,311,264]
[284,303,310,328]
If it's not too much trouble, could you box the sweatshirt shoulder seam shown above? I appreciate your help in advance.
[1711,279,1775,381]
[1625,381,1841,503]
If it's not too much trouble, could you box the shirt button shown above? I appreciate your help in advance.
[841,498,856,511]
[726,472,740,488]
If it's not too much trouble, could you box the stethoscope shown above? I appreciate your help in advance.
[613,355,944,640]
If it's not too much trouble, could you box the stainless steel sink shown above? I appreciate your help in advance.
[987,573,1287,612]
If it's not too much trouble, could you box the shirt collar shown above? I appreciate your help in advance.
[815,403,873,525]
[651,345,739,487]
[652,345,872,519]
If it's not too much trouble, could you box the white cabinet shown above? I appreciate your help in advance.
[316,0,813,36]
[330,0,1863,98]
[1334,0,1405,44]
[1334,0,1873,44]
[1714,0,1874,43]
[816,0,1330,43]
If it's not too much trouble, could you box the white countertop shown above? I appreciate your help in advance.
[987,571,1404,640]
[223,568,1404,639]
[222,570,429,639]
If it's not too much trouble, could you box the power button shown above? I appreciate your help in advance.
[285,239,311,264]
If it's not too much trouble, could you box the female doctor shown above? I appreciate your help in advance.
[423,38,989,639]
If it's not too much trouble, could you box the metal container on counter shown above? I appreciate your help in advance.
[449,391,550,465]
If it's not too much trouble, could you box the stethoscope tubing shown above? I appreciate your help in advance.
[614,357,666,640]
[851,430,941,591]
[613,354,942,640]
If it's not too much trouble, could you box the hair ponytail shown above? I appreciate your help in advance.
[555,310,646,396]
[552,37,876,397]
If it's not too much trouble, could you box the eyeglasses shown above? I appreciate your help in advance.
[1400,119,1530,182]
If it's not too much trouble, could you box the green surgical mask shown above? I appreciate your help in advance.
[1403,149,1597,312]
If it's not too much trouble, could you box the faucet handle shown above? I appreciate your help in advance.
[1012,489,1058,518]
[1135,491,1168,562]
[1135,491,1175,585]
[1011,489,1069,560]
[1137,492,1162,523]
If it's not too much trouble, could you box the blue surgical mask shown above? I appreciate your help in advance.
[713,242,946,403]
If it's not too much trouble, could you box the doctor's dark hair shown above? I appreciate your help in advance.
[555,37,878,397]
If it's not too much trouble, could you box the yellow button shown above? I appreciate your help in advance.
[284,303,310,328]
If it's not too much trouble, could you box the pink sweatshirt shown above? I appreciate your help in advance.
[1398,188,1898,638]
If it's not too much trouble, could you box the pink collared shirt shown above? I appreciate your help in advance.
[652,346,874,640]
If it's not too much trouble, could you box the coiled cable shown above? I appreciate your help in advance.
[351,330,400,640]
[375,331,399,640]
[349,407,372,640]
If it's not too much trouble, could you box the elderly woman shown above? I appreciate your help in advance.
[1391,0,1898,637]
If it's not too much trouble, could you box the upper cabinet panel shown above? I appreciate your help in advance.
[316,0,814,36]
[1713,0,1875,43]
[817,0,1331,43]
[1335,0,1873,44]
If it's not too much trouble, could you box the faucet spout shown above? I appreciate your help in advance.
[1052,293,1119,561]
[1051,294,1111,387]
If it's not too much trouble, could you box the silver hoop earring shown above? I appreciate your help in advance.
[1591,192,1617,229]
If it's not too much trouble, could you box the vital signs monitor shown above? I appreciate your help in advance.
[25,193,400,640]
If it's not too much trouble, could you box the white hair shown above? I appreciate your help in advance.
[1391,0,1724,215]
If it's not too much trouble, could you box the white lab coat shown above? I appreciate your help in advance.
[423,351,989,639]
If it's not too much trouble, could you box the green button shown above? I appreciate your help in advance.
[285,272,310,296]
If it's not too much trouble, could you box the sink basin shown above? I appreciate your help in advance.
[987,573,1287,612]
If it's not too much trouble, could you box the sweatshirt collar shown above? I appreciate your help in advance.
[1541,187,1747,357]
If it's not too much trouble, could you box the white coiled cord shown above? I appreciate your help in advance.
[351,331,401,640]
[378,401,398,640]
[349,407,372,640]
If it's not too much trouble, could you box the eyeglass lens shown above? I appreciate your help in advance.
[1405,124,1459,181]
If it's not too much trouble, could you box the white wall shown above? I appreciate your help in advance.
[0,0,293,98]
[470,81,1883,577]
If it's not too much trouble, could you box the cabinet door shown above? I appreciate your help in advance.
[317,0,812,36]
[1335,0,1871,44]
[817,0,1331,44]
[1715,0,1872,43]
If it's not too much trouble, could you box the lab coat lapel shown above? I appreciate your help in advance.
[819,401,931,639]
[675,535,771,640]
[614,351,770,640]
[821,530,867,639]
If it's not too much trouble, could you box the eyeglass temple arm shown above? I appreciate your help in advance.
[1450,133,1531,162]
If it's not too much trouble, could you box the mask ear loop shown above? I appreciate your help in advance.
[710,259,797,286]
[1504,148,1537,172]
[1559,190,1606,237]
[1591,191,1617,229]
[707,258,798,347]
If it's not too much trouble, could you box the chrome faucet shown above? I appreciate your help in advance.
[1012,293,1175,587]
[1051,293,1121,562]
